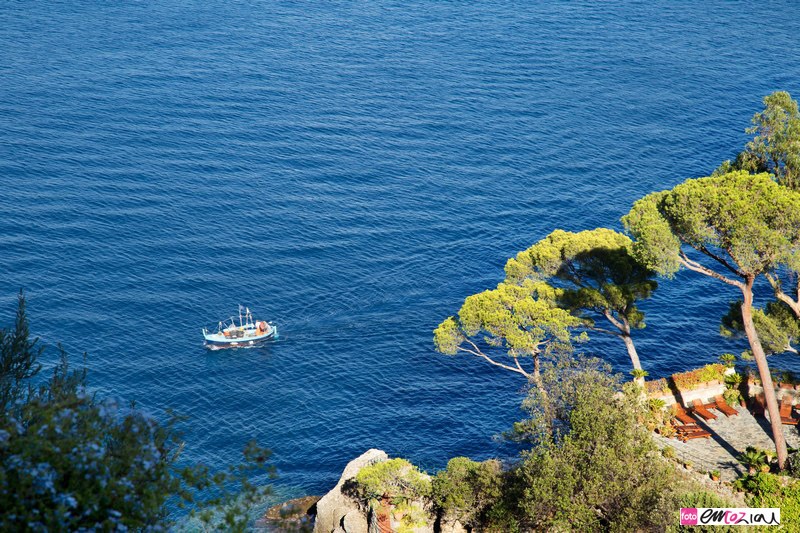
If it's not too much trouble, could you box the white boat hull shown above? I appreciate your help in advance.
[203,324,277,348]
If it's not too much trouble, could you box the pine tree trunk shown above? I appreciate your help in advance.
[531,354,543,390]
[621,334,642,371]
[622,334,645,386]
[741,275,788,469]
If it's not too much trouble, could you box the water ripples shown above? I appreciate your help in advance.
[1,0,800,512]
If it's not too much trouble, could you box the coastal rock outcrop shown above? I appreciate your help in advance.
[314,448,388,533]
[342,510,368,533]
[439,518,468,533]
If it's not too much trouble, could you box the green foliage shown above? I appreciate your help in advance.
[669,491,737,532]
[431,457,503,528]
[723,388,742,407]
[725,371,743,388]
[393,500,428,533]
[735,472,779,496]
[710,470,721,479]
[671,364,726,391]
[0,290,43,414]
[648,398,666,411]
[714,91,800,190]
[787,452,800,479]
[645,377,670,396]
[747,477,800,530]
[433,280,583,378]
[738,447,768,474]
[355,458,431,504]
[504,228,657,371]
[719,353,737,368]
[505,228,657,328]
[631,369,649,379]
[623,170,800,278]
[511,354,676,531]
[642,398,673,434]
[511,354,621,446]
[0,294,274,532]
[722,300,800,355]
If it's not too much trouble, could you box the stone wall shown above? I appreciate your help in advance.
[648,368,735,408]
[650,382,727,408]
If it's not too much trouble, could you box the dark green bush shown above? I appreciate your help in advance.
[787,452,800,478]
[735,472,780,496]
[512,355,677,531]
[0,292,273,531]
[431,457,503,528]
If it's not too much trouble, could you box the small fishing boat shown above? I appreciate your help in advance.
[202,305,278,348]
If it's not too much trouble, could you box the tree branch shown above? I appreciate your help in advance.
[514,356,527,375]
[765,273,800,318]
[679,251,744,288]
[603,309,628,333]
[702,244,745,277]
[563,259,591,289]
[589,325,623,338]
[456,339,530,378]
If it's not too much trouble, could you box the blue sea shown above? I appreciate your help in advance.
[2,0,800,521]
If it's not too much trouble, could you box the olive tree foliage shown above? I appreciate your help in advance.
[0,293,274,532]
[714,91,800,190]
[511,354,677,532]
[434,280,584,383]
[622,170,800,469]
[504,228,657,374]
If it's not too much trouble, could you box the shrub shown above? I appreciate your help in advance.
[0,293,273,532]
[513,355,677,532]
[786,452,800,478]
[642,398,676,436]
[356,458,431,504]
[669,491,737,532]
[719,353,737,368]
[724,389,741,407]
[431,457,503,528]
[738,447,767,475]
[748,477,800,529]
[735,472,780,496]
[671,364,726,391]
[724,372,743,388]
[646,377,670,396]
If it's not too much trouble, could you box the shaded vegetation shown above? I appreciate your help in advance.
[0,292,274,531]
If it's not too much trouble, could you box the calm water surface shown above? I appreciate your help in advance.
[2,0,800,518]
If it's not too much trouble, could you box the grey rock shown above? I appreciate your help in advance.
[439,518,468,533]
[314,449,388,533]
[342,509,368,533]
